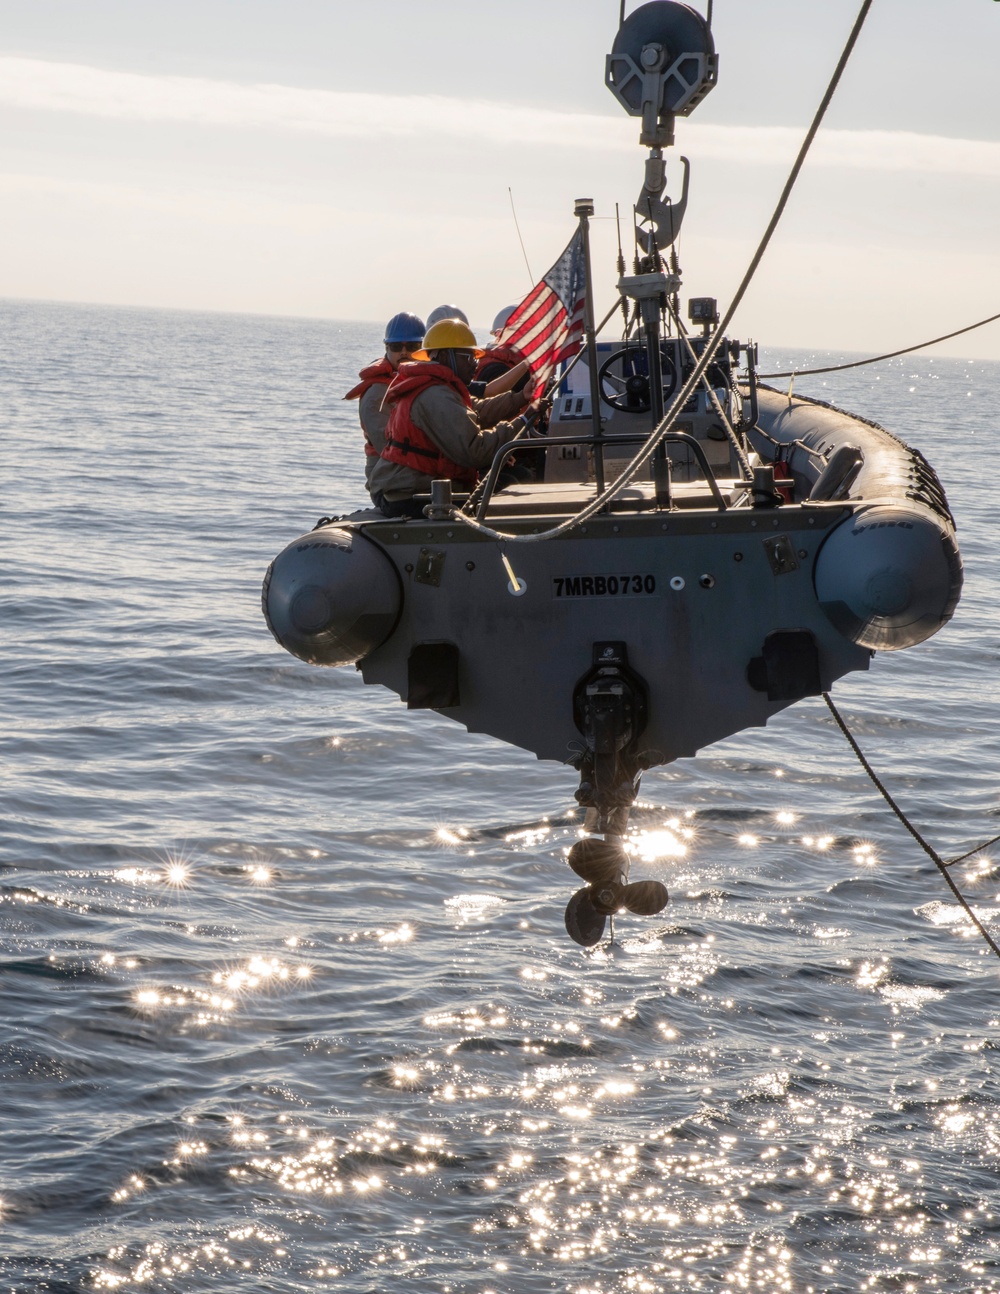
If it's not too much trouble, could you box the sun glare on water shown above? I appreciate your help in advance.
[165,861,190,887]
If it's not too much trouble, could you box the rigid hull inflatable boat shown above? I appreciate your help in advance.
[262,1,961,943]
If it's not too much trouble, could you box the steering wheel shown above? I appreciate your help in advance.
[598,345,678,414]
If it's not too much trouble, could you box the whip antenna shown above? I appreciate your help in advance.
[615,203,630,328]
[508,187,534,285]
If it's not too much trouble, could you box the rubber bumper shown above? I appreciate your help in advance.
[262,526,401,666]
[814,504,962,651]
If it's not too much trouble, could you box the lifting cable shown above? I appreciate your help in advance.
[451,0,876,546]
[759,310,1000,380]
[823,692,1000,963]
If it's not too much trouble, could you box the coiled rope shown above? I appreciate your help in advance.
[823,692,1000,962]
[759,309,1000,380]
[450,0,876,545]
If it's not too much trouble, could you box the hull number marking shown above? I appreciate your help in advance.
[554,574,657,598]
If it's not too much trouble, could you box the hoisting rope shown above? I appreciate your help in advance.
[759,309,1000,380]
[823,692,1000,962]
[448,0,876,545]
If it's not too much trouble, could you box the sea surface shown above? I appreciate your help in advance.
[2,297,999,1294]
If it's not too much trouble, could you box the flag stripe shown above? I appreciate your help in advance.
[494,227,588,392]
[506,299,560,350]
[517,313,566,359]
[510,306,564,357]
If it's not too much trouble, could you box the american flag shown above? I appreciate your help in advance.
[495,228,587,394]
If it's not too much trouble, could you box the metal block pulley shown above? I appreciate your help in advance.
[606,1,718,148]
[607,2,718,256]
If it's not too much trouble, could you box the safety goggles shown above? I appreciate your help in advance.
[386,342,421,354]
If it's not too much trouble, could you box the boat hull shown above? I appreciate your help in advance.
[266,502,869,766]
[263,388,960,769]
[751,385,962,651]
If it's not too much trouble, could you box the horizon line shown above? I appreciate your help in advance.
[1,291,996,365]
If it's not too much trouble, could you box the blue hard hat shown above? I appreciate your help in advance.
[384,311,425,345]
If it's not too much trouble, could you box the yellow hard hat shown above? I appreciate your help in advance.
[413,318,484,360]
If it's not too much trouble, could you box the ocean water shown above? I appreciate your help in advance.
[2,297,999,1294]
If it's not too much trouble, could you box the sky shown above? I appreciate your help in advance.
[1,0,999,359]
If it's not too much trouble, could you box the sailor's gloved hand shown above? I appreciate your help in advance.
[522,398,551,435]
[511,361,532,396]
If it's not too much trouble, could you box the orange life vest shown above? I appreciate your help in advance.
[474,343,526,382]
[381,362,478,488]
[344,357,394,457]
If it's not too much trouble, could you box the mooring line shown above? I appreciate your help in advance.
[823,692,1000,962]
[759,309,1000,380]
[944,832,1000,870]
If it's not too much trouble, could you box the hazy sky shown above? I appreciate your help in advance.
[1,0,999,358]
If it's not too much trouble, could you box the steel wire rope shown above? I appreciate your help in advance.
[448,0,876,545]
[759,310,1000,379]
[823,692,1000,963]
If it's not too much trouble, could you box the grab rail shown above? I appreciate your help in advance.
[475,431,731,522]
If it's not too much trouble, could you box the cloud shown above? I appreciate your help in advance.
[0,55,631,152]
[1,55,1000,180]
[688,123,1000,179]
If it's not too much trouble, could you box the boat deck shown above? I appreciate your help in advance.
[483,478,749,517]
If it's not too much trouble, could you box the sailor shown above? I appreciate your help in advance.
[425,304,468,329]
[490,304,517,340]
[473,307,540,478]
[475,304,528,386]
[375,318,541,518]
[425,304,529,393]
[344,311,425,502]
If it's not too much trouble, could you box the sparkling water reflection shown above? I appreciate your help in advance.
[2,301,1000,1292]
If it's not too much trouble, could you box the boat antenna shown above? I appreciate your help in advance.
[615,203,630,330]
[620,1,626,26]
[508,187,534,285]
[668,209,681,325]
[706,0,713,32]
